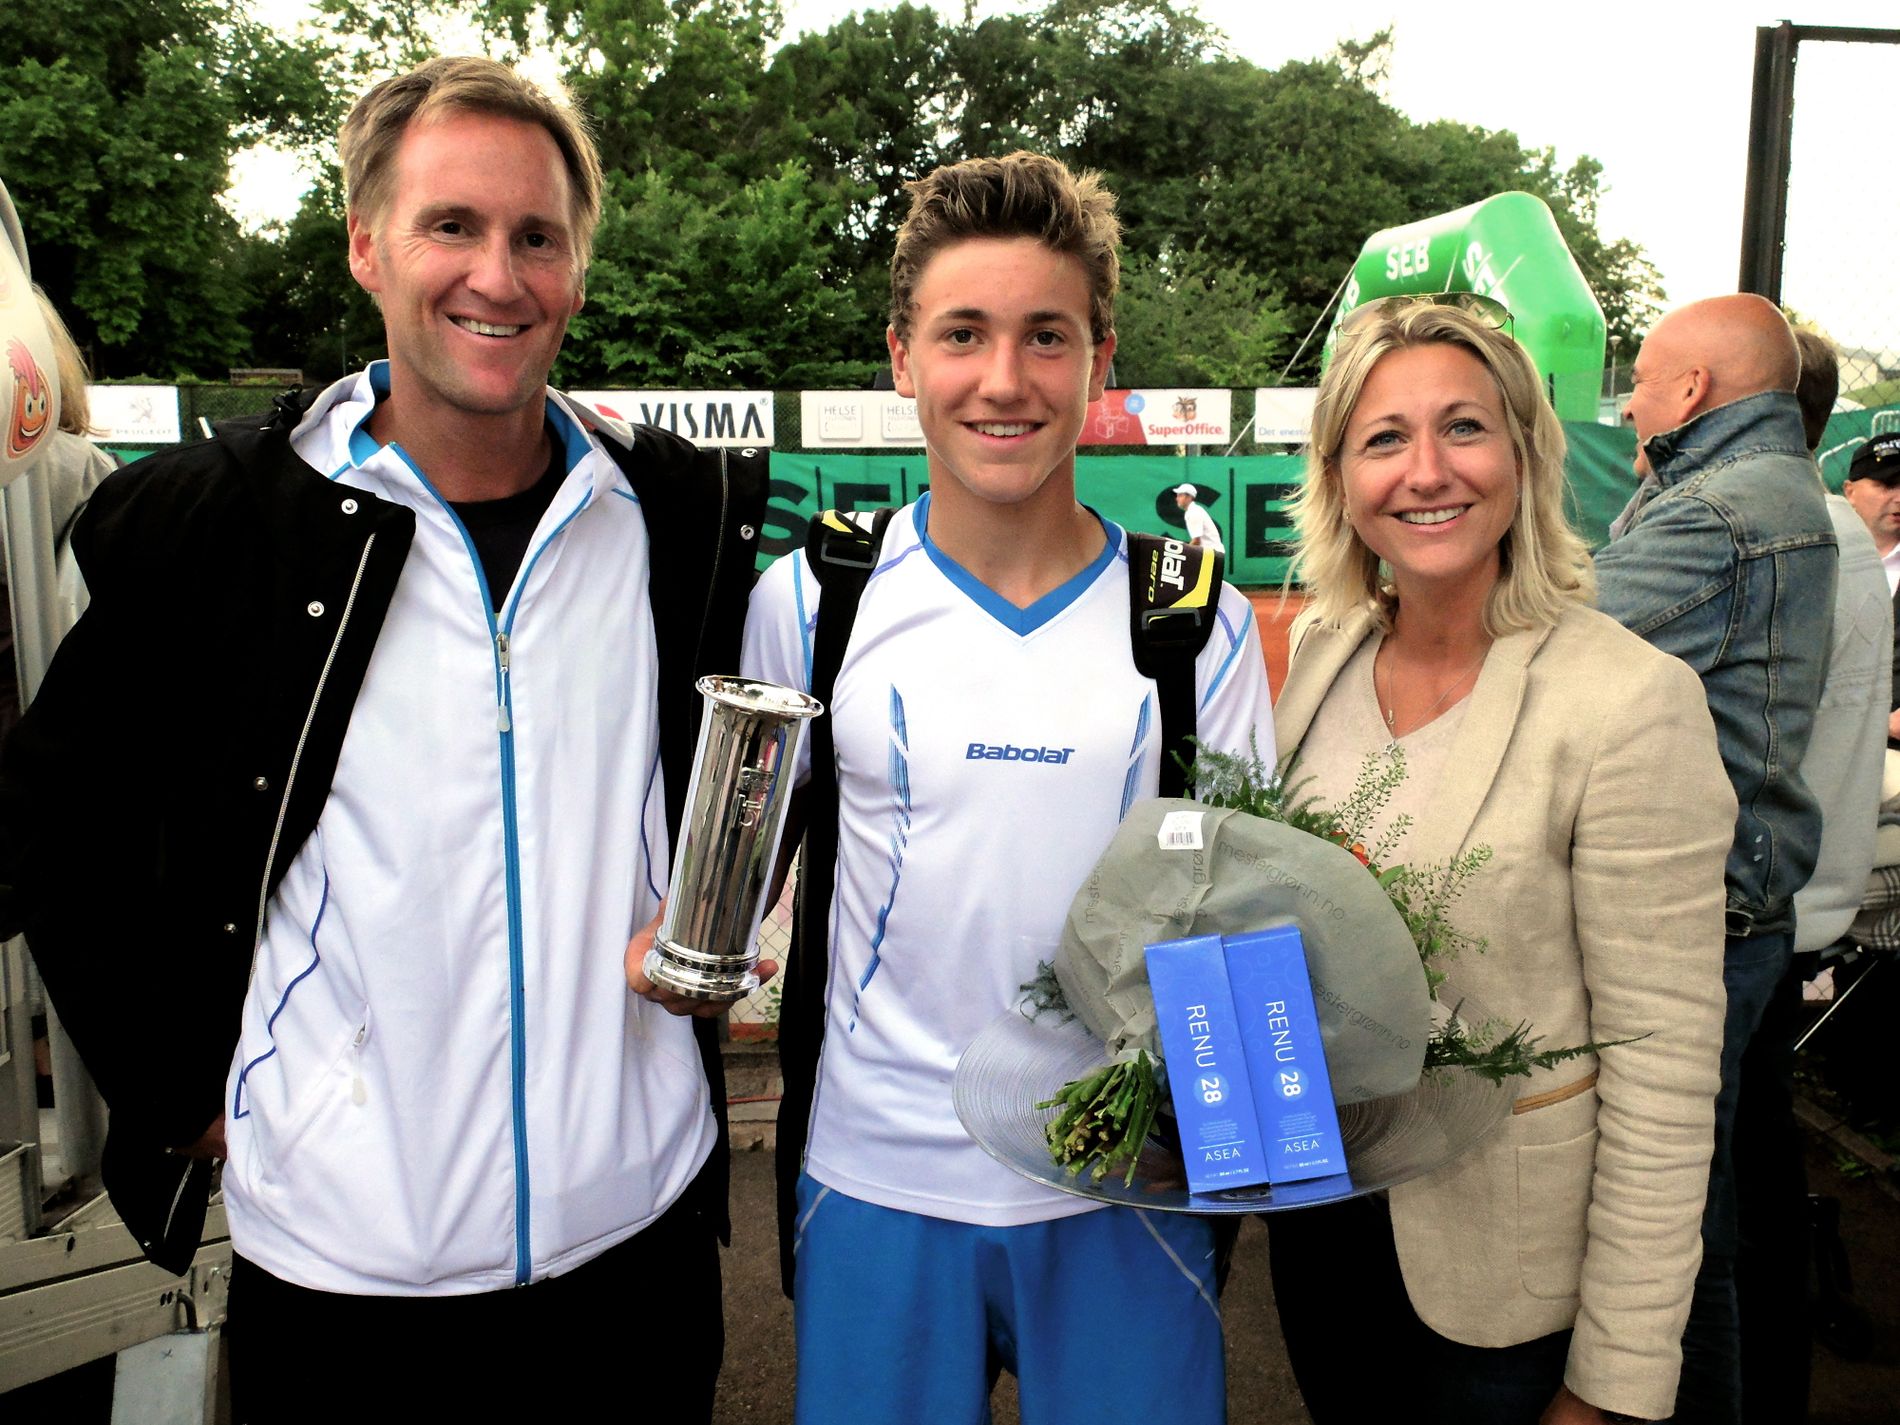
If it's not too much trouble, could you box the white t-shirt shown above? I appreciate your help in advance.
[1794,497,1892,952]
[1183,500,1225,554]
[742,495,1275,1225]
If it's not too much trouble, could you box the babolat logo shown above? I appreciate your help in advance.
[1145,538,1189,601]
[965,741,1077,765]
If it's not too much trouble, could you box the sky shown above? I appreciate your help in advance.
[237,1,1900,349]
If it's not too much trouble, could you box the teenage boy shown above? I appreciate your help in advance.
[740,153,1274,1423]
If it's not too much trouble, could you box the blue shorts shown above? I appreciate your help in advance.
[791,1172,1226,1425]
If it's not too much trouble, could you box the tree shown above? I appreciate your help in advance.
[323,0,795,192]
[233,171,385,383]
[270,1,1664,390]
[951,20,1656,378]
[1114,247,1291,387]
[565,161,878,387]
[754,5,957,302]
[1521,151,1666,353]
[0,0,337,377]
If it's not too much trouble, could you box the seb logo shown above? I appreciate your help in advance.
[1145,538,1188,601]
[1384,238,1431,281]
[1462,240,1514,311]
[965,742,1077,765]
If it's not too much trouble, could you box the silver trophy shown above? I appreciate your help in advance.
[643,676,822,1001]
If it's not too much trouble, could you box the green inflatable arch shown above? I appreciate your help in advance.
[1322,191,1608,421]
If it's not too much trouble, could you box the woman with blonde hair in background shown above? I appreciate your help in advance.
[1264,295,1733,1425]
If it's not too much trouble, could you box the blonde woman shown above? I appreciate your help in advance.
[1265,297,1733,1425]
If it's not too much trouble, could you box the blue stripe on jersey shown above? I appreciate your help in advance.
[346,366,587,480]
[851,685,911,1031]
[1200,600,1254,710]
[912,492,1123,636]
[794,555,814,688]
[347,413,380,469]
[1121,692,1152,819]
[872,535,925,578]
[639,742,665,899]
[1126,690,1153,757]
[889,683,909,750]
[232,853,332,1120]
[544,398,593,475]
[341,362,395,467]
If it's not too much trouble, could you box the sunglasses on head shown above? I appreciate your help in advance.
[1339,290,1514,339]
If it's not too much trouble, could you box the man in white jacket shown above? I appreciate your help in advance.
[0,58,763,1422]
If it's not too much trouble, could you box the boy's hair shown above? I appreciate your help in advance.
[889,152,1120,343]
[339,56,604,270]
[1791,327,1838,454]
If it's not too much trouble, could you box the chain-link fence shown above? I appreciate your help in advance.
[728,860,798,1036]
[181,383,293,432]
[1748,25,1900,452]
[1780,34,1898,410]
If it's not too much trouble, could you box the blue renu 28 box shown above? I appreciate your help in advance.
[1145,935,1272,1194]
[1225,924,1346,1184]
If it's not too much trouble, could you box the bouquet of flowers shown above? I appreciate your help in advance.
[1032,744,1616,1186]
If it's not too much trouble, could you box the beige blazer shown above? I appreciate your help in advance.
[1275,603,1734,1420]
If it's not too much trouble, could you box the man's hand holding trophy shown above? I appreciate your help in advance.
[627,676,820,1018]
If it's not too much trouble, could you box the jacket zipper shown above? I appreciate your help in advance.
[248,534,379,967]
[376,466,534,1285]
[688,448,731,686]
[350,1021,369,1105]
[496,632,512,731]
[157,1154,200,1249]
[494,617,531,1284]
[488,485,593,1284]
[223,530,375,1257]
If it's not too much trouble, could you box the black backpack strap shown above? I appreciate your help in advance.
[776,506,896,1296]
[605,424,768,1249]
[1127,532,1223,798]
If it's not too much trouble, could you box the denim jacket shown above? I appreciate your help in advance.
[1596,391,1837,938]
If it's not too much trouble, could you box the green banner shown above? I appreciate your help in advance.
[764,404,1900,586]
[109,401,1900,589]
[1563,422,1639,549]
[760,454,1305,586]
[1561,404,1900,549]
[1818,406,1900,491]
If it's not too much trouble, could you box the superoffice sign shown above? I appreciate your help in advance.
[569,391,774,447]
[1079,389,1232,445]
[798,388,1233,449]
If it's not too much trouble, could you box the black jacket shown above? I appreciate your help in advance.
[0,389,766,1271]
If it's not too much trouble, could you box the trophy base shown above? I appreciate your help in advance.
[642,945,760,1004]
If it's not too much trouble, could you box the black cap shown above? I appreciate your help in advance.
[1849,432,1900,485]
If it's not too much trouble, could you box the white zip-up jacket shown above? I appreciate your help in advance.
[222,368,714,1294]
